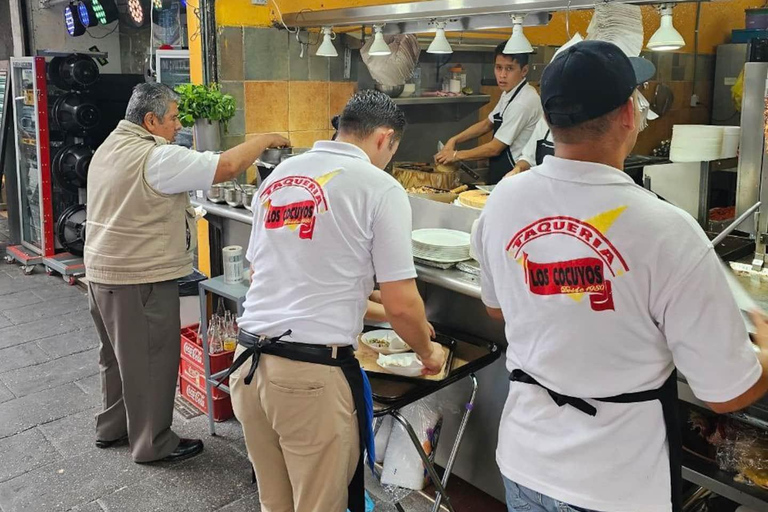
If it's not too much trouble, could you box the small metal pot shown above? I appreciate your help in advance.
[241,185,257,210]
[260,147,293,166]
[224,187,243,208]
[206,183,232,204]
[279,147,311,163]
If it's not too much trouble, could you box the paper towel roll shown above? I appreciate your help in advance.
[222,246,244,284]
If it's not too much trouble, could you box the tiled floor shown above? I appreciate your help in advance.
[0,213,502,512]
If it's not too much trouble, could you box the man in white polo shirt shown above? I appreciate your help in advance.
[473,40,768,512]
[228,90,445,512]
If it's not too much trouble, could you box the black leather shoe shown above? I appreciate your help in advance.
[95,435,128,449]
[159,438,204,463]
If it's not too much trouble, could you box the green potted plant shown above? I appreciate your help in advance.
[174,83,236,151]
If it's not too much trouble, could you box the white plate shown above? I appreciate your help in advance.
[412,229,470,248]
[377,353,424,377]
[453,198,484,211]
[360,329,411,355]
[412,251,471,264]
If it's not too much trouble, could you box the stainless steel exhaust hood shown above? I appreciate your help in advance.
[282,0,690,32]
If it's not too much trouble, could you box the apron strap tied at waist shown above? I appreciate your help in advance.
[216,329,293,387]
[510,369,597,416]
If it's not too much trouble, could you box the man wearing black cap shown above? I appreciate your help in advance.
[472,40,768,512]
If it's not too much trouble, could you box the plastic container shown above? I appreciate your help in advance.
[179,324,235,374]
[179,358,229,400]
[747,8,768,29]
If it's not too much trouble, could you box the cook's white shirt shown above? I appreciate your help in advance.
[472,156,761,511]
[487,82,542,163]
[145,144,219,194]
[238,141,417,347]
[518,117,552,167]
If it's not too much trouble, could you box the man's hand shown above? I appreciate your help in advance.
[262,133,291,149]
[419,341,446,376]
[427,322,435,339]
[435,147,459,165]
[750,310,768,351]
[505,166,523,179]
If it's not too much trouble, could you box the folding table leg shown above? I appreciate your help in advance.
[431,374,478,512]
[391,412,455,512]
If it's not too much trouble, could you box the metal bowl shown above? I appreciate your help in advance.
[224,187,243,208]
[260,147,293,166]
[375,83,405,98]
[241,185,257,210]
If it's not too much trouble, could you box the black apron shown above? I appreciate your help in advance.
[535,129,555,166]
[221,330,368,512]
[489,80,527,184]
[510,369,682,512]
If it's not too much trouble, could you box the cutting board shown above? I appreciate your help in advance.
[392,162,460,191]
[355,337,456,382]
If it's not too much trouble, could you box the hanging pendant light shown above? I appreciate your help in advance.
[647,4,685,51]
[427,21,452,54]
[317,27,338,57]
[504,15,534,54]
[64,2,86,37]
[369,25,392,56]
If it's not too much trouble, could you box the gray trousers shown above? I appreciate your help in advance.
[88,281,181,462]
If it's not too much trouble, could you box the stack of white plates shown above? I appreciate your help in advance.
[721,126,741,159]
[670,125,724,163]
[412,228,471,263]
[586,3,644,57]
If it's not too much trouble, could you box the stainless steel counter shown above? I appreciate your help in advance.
[193,198,253,224]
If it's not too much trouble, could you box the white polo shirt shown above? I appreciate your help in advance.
[518,117,552,167]
[472,156,761,512]
[145,144,219,194]
[239,141,417,347]
[487,82,543,163]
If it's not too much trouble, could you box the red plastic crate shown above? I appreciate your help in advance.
[179,358,229,400]
[179,374,233,422]
[180,333,235,375]
[181,325,201,347]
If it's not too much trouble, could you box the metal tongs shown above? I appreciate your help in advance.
[712,201,761,246]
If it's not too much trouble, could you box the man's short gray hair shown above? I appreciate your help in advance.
[125,82,180,126]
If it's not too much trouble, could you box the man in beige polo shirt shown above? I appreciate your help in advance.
[84,82,288,463]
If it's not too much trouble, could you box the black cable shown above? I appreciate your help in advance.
[86,23,119,39]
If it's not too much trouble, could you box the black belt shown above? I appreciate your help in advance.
[510,369,682,512]
[219,330,366,512]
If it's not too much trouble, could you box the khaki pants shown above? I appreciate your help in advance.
[230,347,360,512]
[88,281,181,462]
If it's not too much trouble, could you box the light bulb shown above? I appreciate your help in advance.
[504,15,534,54]
[317,27,338,57]
[427,21,452,54]
[647,4,685,51]
[369,25,392,56]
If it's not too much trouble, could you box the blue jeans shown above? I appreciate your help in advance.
[503,477,598,512]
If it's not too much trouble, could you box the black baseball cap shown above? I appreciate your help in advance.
[541,40,656,127]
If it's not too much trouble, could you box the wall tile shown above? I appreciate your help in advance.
[309,47,331,82]
[219,27,244,82]
[245,81,289,133]
[329,82,357,119]
[244,28,289,81]
[289,81,330,131]
[288,35,310,81]
[225,109,245,136]
[656,53,674,83]
[220,81,245,110]
[290,130,329,148]
[246,131,289,140]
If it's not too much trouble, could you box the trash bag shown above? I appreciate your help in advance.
[346,491,375,512]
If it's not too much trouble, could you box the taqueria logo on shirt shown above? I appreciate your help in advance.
[259,170,341,240]
[506,207,629,312]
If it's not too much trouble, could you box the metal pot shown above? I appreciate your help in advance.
[375,83,405,98]
[260,147,293,166]
[241,185,257,210]
[206,183,232,204]
[225,187,243,208]
[279,147,311,163]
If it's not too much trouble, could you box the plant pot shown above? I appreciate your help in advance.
[193,119,221,152]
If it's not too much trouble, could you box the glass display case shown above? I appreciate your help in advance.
[156,49,192,148]
[10,57,54,257]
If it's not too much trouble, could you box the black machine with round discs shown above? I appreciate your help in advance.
[52,92,101,134]
[56,204,87,257]
[49,55,100,91]
[52,143,92,194]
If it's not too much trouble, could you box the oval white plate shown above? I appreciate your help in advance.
[360,329,411,355]
[412,229,470,248]
[377,353,424,377]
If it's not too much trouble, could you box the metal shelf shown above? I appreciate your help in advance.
[392,95,491,106]
[683,453,768,511]
[199,275,249,303]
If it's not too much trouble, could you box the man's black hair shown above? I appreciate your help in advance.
[494,43,530,68]
[338,89,407,140]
